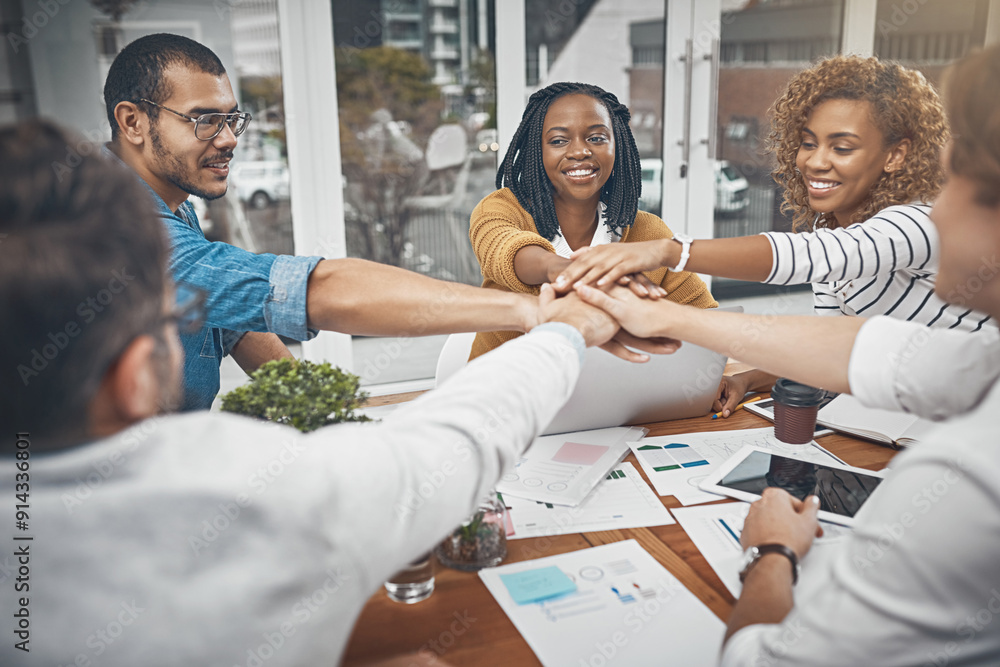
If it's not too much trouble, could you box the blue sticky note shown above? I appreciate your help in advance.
[499,566,577,605]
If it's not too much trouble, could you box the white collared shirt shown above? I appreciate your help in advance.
[550,202,618,258]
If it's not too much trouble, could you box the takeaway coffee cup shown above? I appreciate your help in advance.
[771,378,826,447]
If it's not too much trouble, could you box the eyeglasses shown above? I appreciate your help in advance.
[164,284,207,335]
[139,98,252,141]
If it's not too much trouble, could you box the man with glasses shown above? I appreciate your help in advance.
[105,33,655,410]
[0,119,623,664]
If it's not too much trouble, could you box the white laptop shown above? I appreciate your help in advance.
[540,306,741,435]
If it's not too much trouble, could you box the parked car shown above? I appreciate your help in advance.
[639,158,749,215]
[231,160,290,209]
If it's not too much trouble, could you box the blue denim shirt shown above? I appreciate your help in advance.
[106,147,323,410]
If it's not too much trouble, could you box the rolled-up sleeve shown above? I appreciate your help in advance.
[848,316,1000,420]
[165,220,321,341]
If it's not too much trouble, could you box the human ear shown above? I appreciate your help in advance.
[114,101,146,147]
[884,138,911,173]
[106,334,162,422]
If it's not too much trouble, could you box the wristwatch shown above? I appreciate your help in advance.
[668,232,693,272]
[738,544,800,585]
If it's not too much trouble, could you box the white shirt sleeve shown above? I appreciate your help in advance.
[762,205,935,286]
[848,316,1000,420]
[719,414,1000,666]
[320,328,583,592]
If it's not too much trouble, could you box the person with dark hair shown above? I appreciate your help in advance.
[556,56,997,416]
[0,120,629,665]
[575,44,1000,665]
[468,81,717,360]
[104,34,665,411]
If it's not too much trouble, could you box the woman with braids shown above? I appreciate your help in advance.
[554,56,996,415]
[468,81,717,360]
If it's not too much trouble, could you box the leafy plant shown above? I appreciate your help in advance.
[220,358,370,433]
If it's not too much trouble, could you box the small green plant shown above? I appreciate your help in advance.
[221,358,370,433]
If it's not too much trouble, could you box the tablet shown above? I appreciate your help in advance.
[698,446,884,527]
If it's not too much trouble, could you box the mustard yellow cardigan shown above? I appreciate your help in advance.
[469,188,718,360]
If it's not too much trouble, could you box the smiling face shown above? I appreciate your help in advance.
[542,93,615,212]
[142,65,239,208]
[795,98,907,226]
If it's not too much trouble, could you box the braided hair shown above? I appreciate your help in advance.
[496,82,642,241]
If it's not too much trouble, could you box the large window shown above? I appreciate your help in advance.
[4,0,998,393]
[331,0,497,387]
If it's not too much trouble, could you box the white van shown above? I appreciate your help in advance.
[231,160,291,209]
[639,158,749,215]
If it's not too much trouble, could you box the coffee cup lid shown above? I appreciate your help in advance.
[770,378,826,407]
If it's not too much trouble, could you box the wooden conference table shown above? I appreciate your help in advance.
[342,380,897,666]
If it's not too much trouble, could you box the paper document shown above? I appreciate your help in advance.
[502,463,674,540]
[818,394,934,448]
[630,428,845,505]
[497,426,646,506]
[670,502,852,599]
[479,539,725,666]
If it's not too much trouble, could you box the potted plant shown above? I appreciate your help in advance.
[434,493,507,571]
[220,358,370,432]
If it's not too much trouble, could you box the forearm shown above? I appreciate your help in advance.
[514,245,571,286]
[724,556,796,643]
[665,236,774,283]
[663,307,861,393]
[230,331,294,374]
[306,258,535,335]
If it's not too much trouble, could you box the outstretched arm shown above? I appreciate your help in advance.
[574,283,860,393]
[305,258,537,336]
[554,235,774,292]
[230,331,295,374]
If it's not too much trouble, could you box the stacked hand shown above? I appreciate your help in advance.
[538,282,682,362]
[552,241,671,298]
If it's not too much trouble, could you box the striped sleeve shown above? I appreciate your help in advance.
[811,283,842,316]
[762,205,936,286]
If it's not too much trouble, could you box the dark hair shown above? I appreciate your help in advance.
[944,45,1000,208]
[104,33,227,140]
[496,82,642,240]
[0,120,167,446]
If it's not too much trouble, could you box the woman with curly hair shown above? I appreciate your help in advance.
[554,55,996,414]
[467,81,717,360]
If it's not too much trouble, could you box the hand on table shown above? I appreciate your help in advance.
[714,375,752,419]
[741,488,824,561]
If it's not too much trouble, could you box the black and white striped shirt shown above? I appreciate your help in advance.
[761,204,995,333]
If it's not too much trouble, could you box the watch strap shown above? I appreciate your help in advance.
[740,543,799,585]
[669,233,692,273]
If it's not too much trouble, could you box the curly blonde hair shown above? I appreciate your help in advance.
[766,55,948,231]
